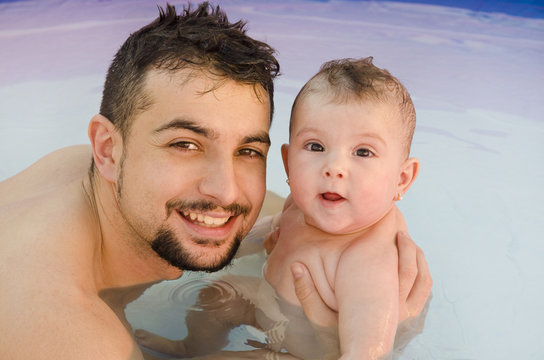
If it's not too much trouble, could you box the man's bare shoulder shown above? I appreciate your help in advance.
[0,145,139,359]
[0,145,92,207]
[0,196,139,359]
[0,286,143,360]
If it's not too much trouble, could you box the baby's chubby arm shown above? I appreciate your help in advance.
[334,211,403,359]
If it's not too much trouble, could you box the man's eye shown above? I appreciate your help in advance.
[304,142,324,152]
[355,148,373,157]
[171,141,198,151]
[239,148,264,159]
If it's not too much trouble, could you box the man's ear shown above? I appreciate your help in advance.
[397,157,420,198]
[281,144,290,179]
[88,114,122,183]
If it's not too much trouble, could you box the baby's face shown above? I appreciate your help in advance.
[285,94,407,234]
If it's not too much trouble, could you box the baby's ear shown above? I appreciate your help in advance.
[397,157,420,197]
[88,114,123,183]
[281,144,290,178]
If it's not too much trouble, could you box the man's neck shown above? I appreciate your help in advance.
[98,280,162,330]
[83,174,183,292]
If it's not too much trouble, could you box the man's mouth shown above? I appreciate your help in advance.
[180,211,231,228]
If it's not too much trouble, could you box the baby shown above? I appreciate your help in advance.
[136,57,420,359]
[264,56,419,359]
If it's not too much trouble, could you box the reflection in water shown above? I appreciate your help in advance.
[137,268,333,359]
[169,279,239,312]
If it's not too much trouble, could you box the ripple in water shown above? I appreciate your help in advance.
[169,278,239,312]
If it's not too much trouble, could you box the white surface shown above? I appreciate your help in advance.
[1,0,543,358]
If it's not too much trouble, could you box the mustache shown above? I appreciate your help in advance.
[165,199,251,218]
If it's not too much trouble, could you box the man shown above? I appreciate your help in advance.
[0,3,431,359]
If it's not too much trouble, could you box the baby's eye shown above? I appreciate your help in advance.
[355,148,373,157]
[304,142,324,152]
[171,141,199,151]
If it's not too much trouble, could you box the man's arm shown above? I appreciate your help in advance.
[397,231,432,322]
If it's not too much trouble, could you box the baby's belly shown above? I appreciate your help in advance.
[265,253,339,312]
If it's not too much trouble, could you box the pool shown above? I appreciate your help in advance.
[1,0,543,358]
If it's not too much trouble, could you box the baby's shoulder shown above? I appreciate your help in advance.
[339,209,405,261]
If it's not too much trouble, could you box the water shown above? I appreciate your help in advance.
[127,250,272,356]
[1,0,543,358]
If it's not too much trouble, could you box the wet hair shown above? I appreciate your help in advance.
[290,57,416,157]
[99,2,280,138]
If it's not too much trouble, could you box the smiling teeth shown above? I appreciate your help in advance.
[182,211,229,227]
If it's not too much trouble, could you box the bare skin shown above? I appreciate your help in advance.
[0,147,142,359]
[264,200,402,358]
[0,74,431,360]
[262,93,423,359]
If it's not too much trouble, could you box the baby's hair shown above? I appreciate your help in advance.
[290,57,415,157]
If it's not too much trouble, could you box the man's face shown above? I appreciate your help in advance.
[115,69,270,272]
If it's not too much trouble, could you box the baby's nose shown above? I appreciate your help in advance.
[324,168,344,178]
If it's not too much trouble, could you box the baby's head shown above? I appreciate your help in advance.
[290,57,415,158]
[282,57,420,234]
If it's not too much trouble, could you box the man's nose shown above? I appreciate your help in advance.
[198,157,239,205]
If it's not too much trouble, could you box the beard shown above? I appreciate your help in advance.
[150,227,243,272]
[115,149,252,272]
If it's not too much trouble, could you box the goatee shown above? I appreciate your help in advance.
[151,227,243,272]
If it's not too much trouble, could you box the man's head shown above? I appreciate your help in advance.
[89,3,278,274]
[100,2,279,139]
[289,57,415,158]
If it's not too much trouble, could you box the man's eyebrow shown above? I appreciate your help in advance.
[243,132,271,146]
[154,118,213,138]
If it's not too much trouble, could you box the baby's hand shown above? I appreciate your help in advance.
[263,227,280,254]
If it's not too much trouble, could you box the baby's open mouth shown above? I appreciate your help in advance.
[180,211,231,228]
[321,192,344,201]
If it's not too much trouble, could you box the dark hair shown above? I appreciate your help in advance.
[99,2,280,138]
[290,57,415,156]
